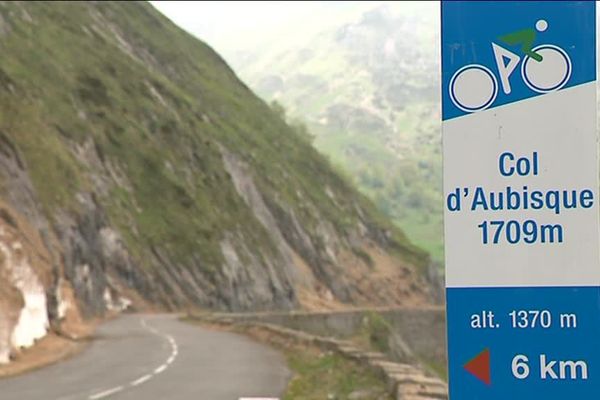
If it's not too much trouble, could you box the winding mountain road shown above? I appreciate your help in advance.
[0,314,290,400]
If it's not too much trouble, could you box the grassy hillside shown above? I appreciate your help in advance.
[214,3,444,262]
[0,1,439,318]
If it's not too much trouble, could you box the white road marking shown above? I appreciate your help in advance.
[79,318,180,400]
[154,364,167,374]
[130,374,152,387]
[89,386,124,399]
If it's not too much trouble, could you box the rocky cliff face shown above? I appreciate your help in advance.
[0,1,441,362]
[215,3,444,262]
[0,201,84,363]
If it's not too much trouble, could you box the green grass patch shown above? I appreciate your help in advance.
[423,359,448,382]
[283,348,392,400]
[354,311,393,354]
[0,1,432,287]
[182,318,392,399]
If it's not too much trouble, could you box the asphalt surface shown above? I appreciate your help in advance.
[0,314,290,400]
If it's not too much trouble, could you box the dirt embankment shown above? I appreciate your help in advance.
[0,202,94,375]
[0,331,90,378]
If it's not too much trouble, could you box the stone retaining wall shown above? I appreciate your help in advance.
[196,314,448,400]
[205,307,447,370]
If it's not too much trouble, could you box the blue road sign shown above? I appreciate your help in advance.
[442,2,600,399]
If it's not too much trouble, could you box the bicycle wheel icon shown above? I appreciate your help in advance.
[521,44,571,93]
[449,64,498,113]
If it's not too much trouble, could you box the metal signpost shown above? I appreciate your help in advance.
[442,1,599,398]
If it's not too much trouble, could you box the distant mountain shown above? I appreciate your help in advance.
[220,3,443,262]
[0,2,441,363]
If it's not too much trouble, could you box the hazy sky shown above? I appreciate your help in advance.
[149,1,430,59]
[150,1,337,46]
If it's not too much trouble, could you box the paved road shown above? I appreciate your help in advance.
[0,314,290,400]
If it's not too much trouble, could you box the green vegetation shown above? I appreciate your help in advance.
[313,102,443,261]
[218,3,444,263]
[284,348,392,400]
[183,317,392,399]
[353,311,448,381]
[424,359,448,382]
[0,1,428,280]
[356,311,393,354]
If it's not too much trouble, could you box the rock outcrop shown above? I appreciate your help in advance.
[0,1,442,362]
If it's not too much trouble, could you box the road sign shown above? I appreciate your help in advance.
[464,348,491,386]
[442,1,600,399]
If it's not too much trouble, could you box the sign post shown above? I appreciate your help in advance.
[442,2,599,398]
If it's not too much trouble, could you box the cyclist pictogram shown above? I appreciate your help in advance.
[449,20,571,113]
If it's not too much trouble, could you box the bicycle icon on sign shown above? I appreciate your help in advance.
[449,19,572,113]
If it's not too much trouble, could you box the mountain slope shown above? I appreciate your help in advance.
[216,3,443,261]
[0,1,440,362]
